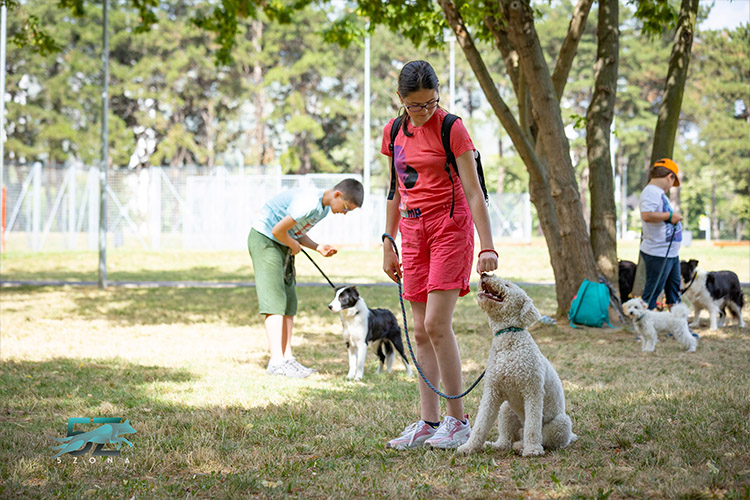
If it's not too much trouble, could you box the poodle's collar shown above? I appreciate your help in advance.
[495,327,525,336]
[635,312,647,322]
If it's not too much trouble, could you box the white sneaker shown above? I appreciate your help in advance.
[285,357,316,377]
[424,415,471,449]
[266,359,312,378]
[386,421,437,450]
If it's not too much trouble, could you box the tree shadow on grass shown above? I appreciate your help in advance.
[1,344,748,500]
[0,356,423,499]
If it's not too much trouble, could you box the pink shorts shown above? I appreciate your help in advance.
[398,202,474,303]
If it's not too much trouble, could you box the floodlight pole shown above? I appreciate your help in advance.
[98,0,109,289]
[1,5,6,254]
[363,27,371,196]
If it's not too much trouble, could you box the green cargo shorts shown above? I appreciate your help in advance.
[247,228,297,316]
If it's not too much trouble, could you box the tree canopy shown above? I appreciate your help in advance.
[4,0,748,311]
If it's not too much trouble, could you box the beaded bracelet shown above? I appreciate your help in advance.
[478,248,499,258]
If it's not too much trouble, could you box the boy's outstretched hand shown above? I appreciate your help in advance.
[317,244,337,257]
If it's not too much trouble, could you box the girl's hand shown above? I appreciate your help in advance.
[317,244,337,257]
[476,250,498,274]
[382,247,402,283]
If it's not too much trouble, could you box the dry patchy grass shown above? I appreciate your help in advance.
[1,283,749,499]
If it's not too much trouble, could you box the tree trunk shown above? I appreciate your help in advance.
[551,0,594,98]
[500,0,599,312]
[650,0,699,163]
[441,0,598,315]
[586,0,619,290]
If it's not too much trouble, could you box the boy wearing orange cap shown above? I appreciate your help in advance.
[639,158,684,310]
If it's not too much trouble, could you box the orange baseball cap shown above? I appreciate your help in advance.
[654,158,680,186]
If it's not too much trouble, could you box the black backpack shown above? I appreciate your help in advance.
[387,113,489,217]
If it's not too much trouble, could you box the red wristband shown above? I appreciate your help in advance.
[478,248,498,258]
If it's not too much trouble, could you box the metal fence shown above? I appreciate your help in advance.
[1,163,531,251]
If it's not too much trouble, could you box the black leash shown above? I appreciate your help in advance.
[382,233,485,400]
[300,248,336,289]
[680,270,697,294]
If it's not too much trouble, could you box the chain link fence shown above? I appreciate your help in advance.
[1,162,530,252]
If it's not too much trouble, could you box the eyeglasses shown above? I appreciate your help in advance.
[404,98,439,113]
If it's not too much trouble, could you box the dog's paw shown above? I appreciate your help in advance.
[512,440,524,454]
[456,442,475,454]
[522,444,545,457]
[487,439,512,451]
[346,373,355,380]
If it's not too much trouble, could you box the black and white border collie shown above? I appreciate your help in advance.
[328,286,412,381]
[680,259,745,330]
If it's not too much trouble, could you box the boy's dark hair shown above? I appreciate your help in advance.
[649,166,673,181]
[334,178,364,207]
[397,60,439,138]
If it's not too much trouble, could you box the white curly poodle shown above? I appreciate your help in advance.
[457,274,577,457]
[622,298,697,353]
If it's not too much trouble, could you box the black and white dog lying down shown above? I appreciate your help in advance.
[680,259,745,330]
[328,286,413,381]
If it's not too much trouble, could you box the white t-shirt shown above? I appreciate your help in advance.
[639,184,682,258]
[252,188,330,245]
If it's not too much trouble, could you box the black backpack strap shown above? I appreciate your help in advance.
[387,115,403,201]
[441,114,460,217]
[475,149,489,204]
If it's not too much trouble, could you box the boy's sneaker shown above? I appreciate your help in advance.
[386,421,437,450]
[424,415,471,449]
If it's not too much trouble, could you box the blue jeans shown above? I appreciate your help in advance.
[641,251,681,309]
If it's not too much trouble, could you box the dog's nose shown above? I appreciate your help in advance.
[327,304,333,310]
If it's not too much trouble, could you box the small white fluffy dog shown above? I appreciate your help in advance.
[458,274,577,457]
[622,298,697,352]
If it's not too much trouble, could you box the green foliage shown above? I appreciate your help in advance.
[680,25,750,238]
[628,0,678,38]
[347,0,447,49]
[10,14,63,56]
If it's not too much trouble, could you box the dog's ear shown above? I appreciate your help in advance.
[519,297,542,328]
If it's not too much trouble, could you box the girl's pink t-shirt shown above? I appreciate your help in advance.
[381,108,475,217]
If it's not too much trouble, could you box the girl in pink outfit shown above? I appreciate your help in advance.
[381,60,498,450]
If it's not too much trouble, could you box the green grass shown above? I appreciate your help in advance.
[1,278,749,499]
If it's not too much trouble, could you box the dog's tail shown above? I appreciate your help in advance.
[729,282,744,311]
[671,303,690,319]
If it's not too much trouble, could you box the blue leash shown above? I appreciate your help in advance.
[642,222,677,306]
[382,233,486,400]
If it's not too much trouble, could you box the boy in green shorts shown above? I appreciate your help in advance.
[248,178,364,377]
